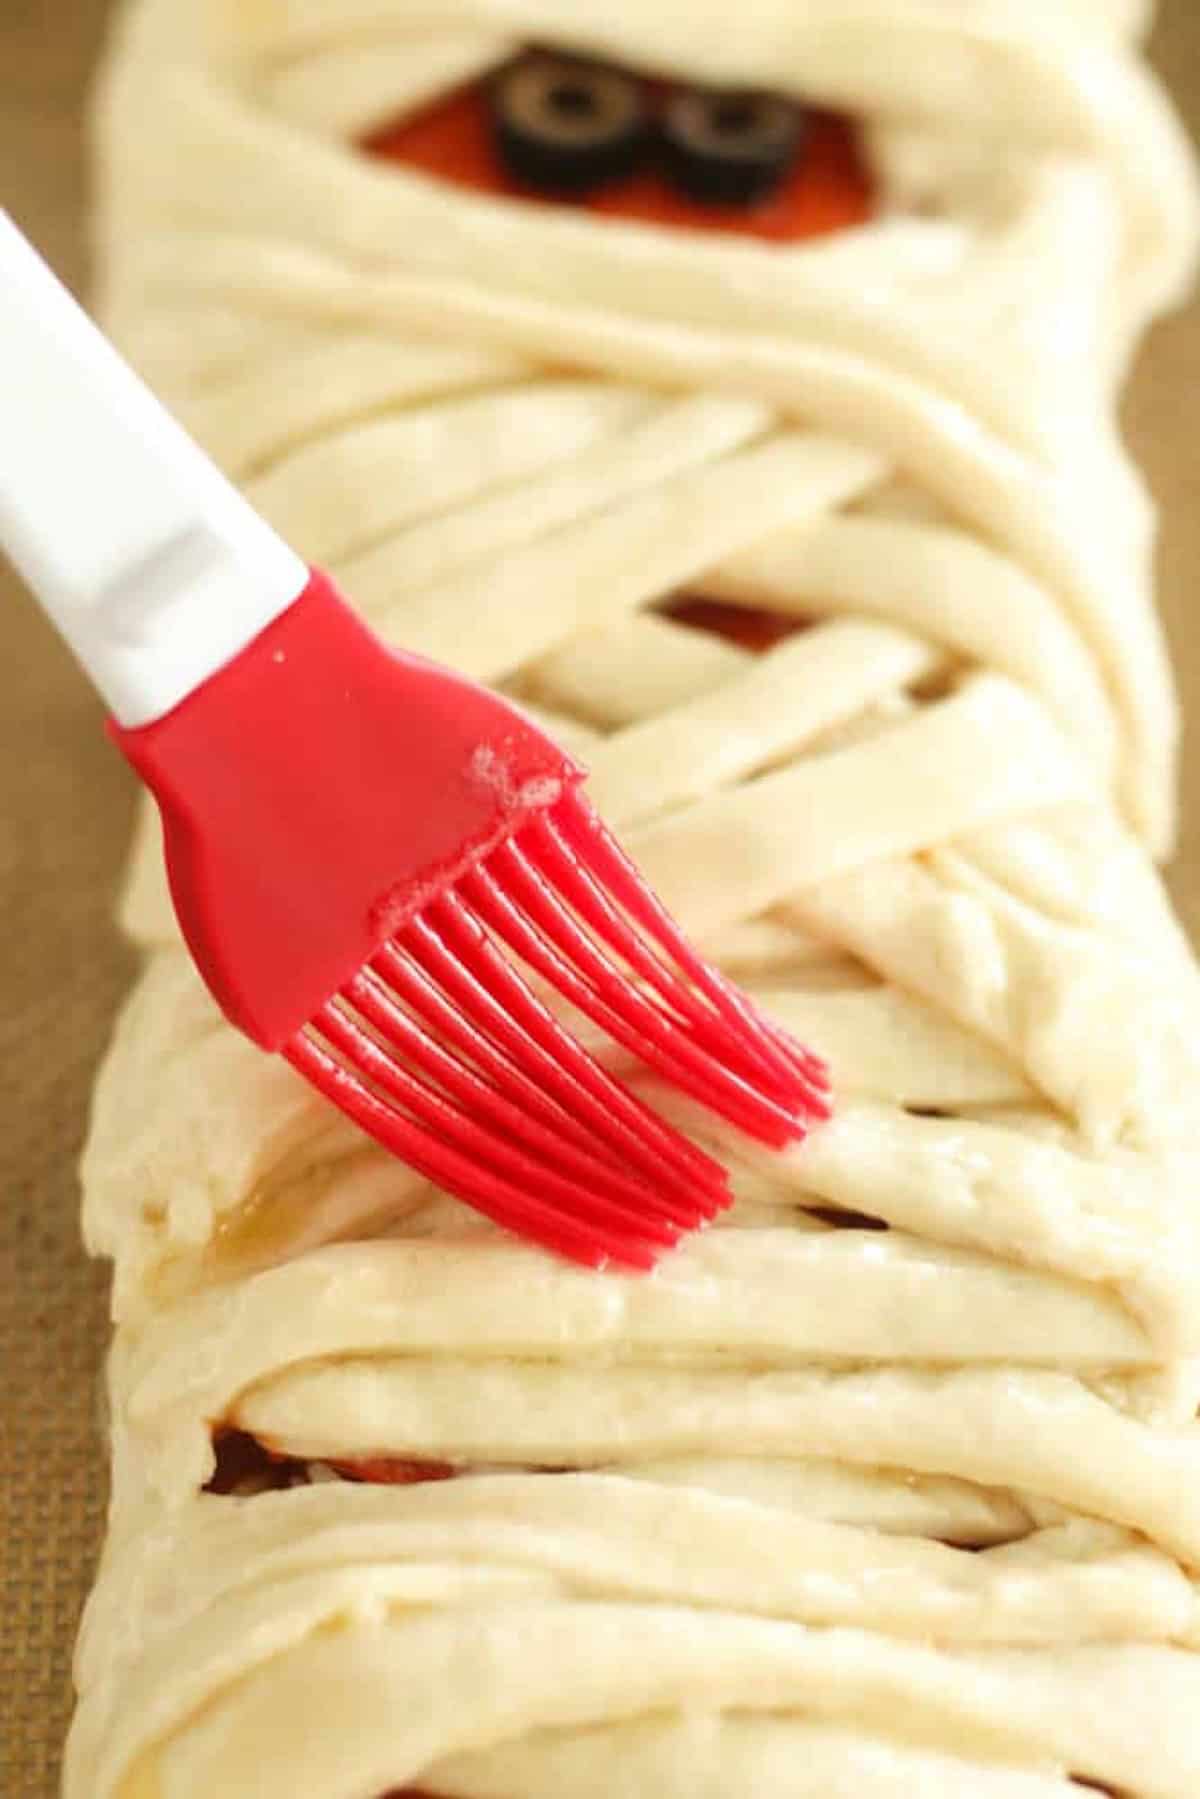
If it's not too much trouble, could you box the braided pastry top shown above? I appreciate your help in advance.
[69,4,1200,1796]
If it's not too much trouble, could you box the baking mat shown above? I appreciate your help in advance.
[2,3,1199,1791]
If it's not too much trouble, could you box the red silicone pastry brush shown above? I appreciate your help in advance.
[0,213,829,1268]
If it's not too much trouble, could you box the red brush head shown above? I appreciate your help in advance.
[111,570,584,1048]
[111,569,830,1270]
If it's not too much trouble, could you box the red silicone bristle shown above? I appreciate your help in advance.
[533,798,828,1114]
[553,789,831,1113]
[281,842,753,1267]
[366,941,724,1231]
[323,998,683,1252]
[371,940,695,1197]
[462,842,802,1149]
[285,1027,691,1270]
[409,899,727,1206]
[343,970,694,1227]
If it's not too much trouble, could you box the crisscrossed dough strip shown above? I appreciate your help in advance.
[103,226,1181,839]
[78,1476,1197,1676]
[65,1597,1200,1799]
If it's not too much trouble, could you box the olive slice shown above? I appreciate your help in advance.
[490,51,649,196]
[661,86,806,206]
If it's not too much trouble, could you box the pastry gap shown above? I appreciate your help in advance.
[656,589,813,654]
[204,1427,461,1496]
[203,1425,573,1497]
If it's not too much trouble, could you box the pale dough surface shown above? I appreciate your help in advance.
[68,1,1200,1794]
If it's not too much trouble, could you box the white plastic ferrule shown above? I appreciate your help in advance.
[0,212,308,726]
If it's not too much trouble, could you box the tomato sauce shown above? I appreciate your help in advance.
[365,84,873,245]
[660,595,803,653]
[328,1455,459,1485]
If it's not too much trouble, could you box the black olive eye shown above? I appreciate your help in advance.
[661,87,806,206]
[490,52,649,197]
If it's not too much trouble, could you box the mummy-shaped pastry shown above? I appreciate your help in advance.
[69,1,1200,1794]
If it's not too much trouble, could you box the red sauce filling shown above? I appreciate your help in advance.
[660,595,803,653]
[205,1429,571,1495]
[365,81,873,245]
[329,1454,459,1485]
[204,1429,461,1494]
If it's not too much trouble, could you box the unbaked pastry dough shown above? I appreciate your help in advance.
[68,2,1200,1795]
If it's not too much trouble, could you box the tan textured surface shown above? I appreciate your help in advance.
[0,5,135,1794]
[1,3,1199,1793]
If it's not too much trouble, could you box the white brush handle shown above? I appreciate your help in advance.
[0,212,307,726]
